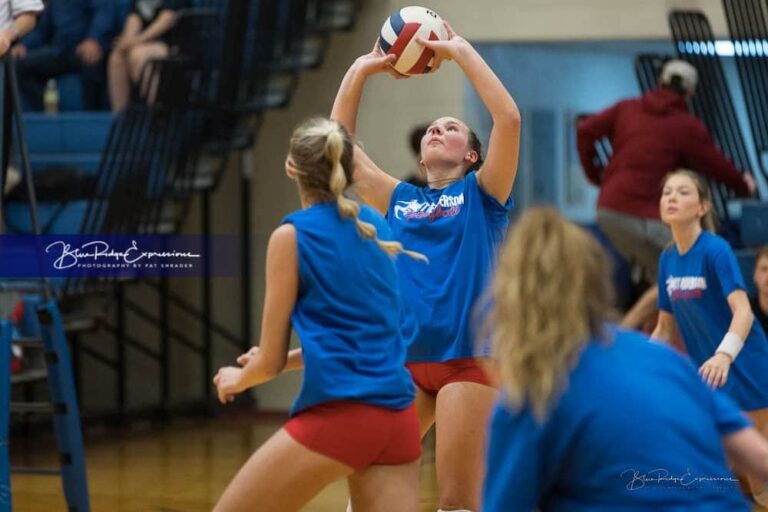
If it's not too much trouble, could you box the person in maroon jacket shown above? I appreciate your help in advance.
[577,59,756,329]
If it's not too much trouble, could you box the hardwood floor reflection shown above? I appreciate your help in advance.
[10,413,438,511]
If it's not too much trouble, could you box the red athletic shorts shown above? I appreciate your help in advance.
[406,357,491,396]
[284,401,421,471]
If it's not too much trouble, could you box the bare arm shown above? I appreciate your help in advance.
[651,310,677,344]
[9,11,37,39]
[723,427,768,503]
[118,13,143,42]
[419,23,521,204]
[331,48,401,212]
[283,348,304,371]
[698,290,754,389]
[237,346,304,372]
[239,225,298,384]
[0,12,38,57]
[351,146,399,215]
[330,58,368,136]
[213,225,298,402]
[724,290,755,343]
[133,10,177,45]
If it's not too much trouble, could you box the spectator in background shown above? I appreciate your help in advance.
[1,0,43,228]
[753,246,768,336]
[577,59,756,330]
[12,0,114,111]
[108,0,183,113]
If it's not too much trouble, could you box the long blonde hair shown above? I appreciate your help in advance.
[289,117,425,260]
[489,207,615,420]
[662,169,718,232]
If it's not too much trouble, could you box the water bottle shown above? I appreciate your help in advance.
[43,79,59,114]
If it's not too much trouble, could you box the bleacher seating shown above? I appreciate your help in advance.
[5,112,111,234]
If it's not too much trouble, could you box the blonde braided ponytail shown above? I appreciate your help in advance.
[290,118,426,261]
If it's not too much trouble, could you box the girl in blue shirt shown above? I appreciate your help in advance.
[212,118,423,512]
[331,21,520,512]
[484,207,768,511]
[652,169,768,504]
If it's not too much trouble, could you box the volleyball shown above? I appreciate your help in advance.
[379,6,448,76]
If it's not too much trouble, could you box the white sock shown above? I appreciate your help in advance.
[345,501,353,512]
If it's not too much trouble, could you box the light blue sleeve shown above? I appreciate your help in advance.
[484,402,542,512]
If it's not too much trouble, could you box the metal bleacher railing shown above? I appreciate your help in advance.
[1,53,89,511]
[721,0,768,289]
[60,0,356,417]
[668,9,759,242]
[722,0,768,188]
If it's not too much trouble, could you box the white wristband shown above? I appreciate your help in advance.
[715,332,744,361]
[755,485,768,507]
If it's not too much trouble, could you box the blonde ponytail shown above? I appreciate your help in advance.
[290,117,426,262]
[490,207,614,420]
[324,126,426,261]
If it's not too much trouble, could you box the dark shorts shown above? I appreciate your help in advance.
[406,357,491,396]
[284,401,421,471]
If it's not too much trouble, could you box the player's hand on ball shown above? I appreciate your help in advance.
[213,366,244,404]
[415,21,465,71]
[354,41,404,79]
[699,353,732,389]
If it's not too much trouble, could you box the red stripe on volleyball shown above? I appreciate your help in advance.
[388,22,420,58]
[407,30,439,75]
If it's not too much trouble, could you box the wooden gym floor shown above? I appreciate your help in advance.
[10,412,439,511]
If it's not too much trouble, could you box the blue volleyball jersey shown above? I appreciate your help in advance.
[658,231,768,410]
[282,203,415,416]
[484,328,751,512]
[386,171,513,362]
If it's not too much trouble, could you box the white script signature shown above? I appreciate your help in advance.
[45,240,201,270]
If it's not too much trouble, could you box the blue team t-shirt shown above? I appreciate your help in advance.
[658,231,768,410]
[282,203,415,416]
[484,327,751,512]
[387,171,513,362]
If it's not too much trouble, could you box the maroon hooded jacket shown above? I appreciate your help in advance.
[577,87,749,220]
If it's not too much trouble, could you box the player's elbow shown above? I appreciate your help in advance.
[496,107,521,129]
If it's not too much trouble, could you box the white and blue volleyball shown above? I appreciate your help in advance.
[379,6,448,76]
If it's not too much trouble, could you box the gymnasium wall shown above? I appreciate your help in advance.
[437,0,729,41]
